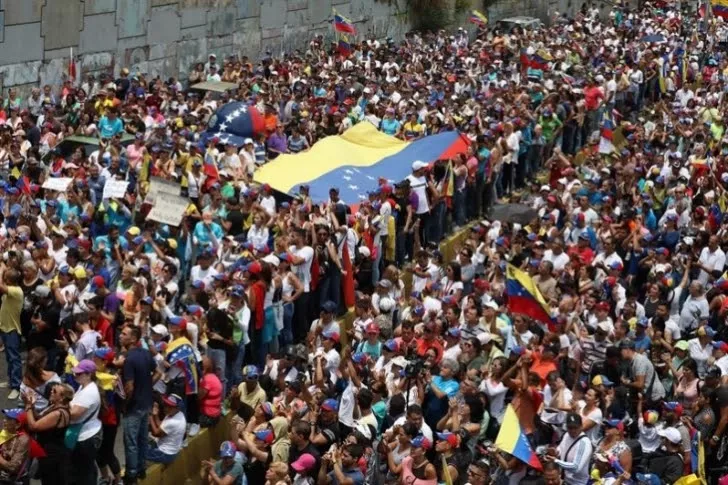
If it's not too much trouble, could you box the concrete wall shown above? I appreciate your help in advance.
[0,0,604,100]
[0,0,411,98]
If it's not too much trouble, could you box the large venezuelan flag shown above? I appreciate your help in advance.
[496,404,542,470]
[255,122,470,203]
[506,264,552,325]
[714,0,728,19]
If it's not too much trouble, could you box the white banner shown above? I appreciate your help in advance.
[145,176,181,204]
[41,178,73,192]
[147,193,188,227]
[102,180,129,199]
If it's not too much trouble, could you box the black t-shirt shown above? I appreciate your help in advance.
[226,210,245,236]
[711,384,728,420]
[288,442,321,479]
[313,418,341,455]
[27,301,61,351]
[122,346,156,413]
[244,452,272,485]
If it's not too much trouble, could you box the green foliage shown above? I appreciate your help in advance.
[409,0,451,30]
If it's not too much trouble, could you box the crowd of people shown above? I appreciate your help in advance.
[0,1,727,485]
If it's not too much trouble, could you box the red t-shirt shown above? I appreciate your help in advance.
[584,86,604,111]
[94,317,114,347]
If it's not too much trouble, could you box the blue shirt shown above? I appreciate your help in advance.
[193,220,224,246]
[380,118,400,136]
[98,116,124,138]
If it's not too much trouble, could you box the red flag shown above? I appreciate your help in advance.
[69,47,76,82]
[342,243,355,309]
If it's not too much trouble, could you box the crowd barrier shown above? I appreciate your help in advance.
[139,223,474,484]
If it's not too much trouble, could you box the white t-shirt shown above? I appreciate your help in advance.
[482,378,508,423]
[291,245,314,292]
[157,410,187,455]
[578,402,603,446]
[71,382,102,441]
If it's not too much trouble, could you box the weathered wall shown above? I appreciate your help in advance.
[0,0,411,98]
[0,0,602,99]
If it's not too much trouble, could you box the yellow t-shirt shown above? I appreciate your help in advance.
[0,286,23,333]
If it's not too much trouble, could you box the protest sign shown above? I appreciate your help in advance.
[145,176,181,204]
[147,193,188,227]
[41,178,73,192]
[103,180,129,199]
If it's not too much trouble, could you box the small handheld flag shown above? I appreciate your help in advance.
[333,9,356,34]
[495,405,542,470]
[469,9,488,26]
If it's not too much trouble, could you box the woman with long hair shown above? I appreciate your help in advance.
[20,348,61,414]
[23,382,74,485]
[69,359,103,485]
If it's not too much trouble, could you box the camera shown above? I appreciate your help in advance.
[404,358,426,379]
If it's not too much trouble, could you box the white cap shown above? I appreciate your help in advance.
[658,427,682,444]
[363,87,371,94]
[379,297,395,312]
[151,324,169,337]
[412,160,428,171]
[484,300,498,310]
[540,185,550,192]
[557,178,568,186]
[391,356,408,368]
[262,255,280,267]
[244,138,253,145]
[478,333,493,345]
[358,246,371,258]
[597,321,611,333]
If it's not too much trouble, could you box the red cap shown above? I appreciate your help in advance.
[473,279,490,291]
[247,262,262,275]
[380,184,393,195]
[596,302,610,311]
[78,239,92,250]
[365,323,380,334]
[92,276,105,288]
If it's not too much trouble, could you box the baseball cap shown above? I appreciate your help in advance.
[411,435,432,449]
[322,330,340,343]
[168,316,187,330]
[243,365,259,380]
[657,427,682,444]
[352,352,369,365]
[322,300,337,313]
[592,375,614,387]
[603,419,624,431]
[384,339,400,352]
[161,394,183,408]
[321,399,339,412]
[72,359,97,374]
[436,431,460,447]
[447,327,461,339]
[365,323,380,334]
[254,429,275,444]
[93,347,115,362]
[713,341,728,353]
[219,441,237,458]
[185,304,204,317]
[566,413,583,428]
[291,453,316,473]
[260,402,276,419]
[663,402,684,416]
[674,340,689,351]
[190,280,205,290]
[151,324,169,337]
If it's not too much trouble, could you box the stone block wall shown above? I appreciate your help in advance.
[0,0,411,99]
[0,0,593,99]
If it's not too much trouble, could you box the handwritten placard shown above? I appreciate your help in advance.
[147,193,188,227]
[41,178,73,192]
[102,180,129,199]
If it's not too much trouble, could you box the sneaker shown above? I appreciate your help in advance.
[188,423,200,437]
[8,389,19,400]
[0,382,8,389]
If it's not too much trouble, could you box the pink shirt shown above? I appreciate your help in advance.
[200,373,223,418]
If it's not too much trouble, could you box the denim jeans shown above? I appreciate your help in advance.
[146,443,177,464]
[123,409,149,480]
[280,302,294,347]
[1,330,21,390]
[206,347,227,392]
[453,190,466,227]
[230,338,246,390]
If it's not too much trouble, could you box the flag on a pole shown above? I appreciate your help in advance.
[469,9,488,26]
[337,34,353,56]
[69,47,77,83]
[333,9,356,34]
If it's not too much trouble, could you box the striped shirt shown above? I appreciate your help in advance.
[580,336,607,373]
[459,321,487,341]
